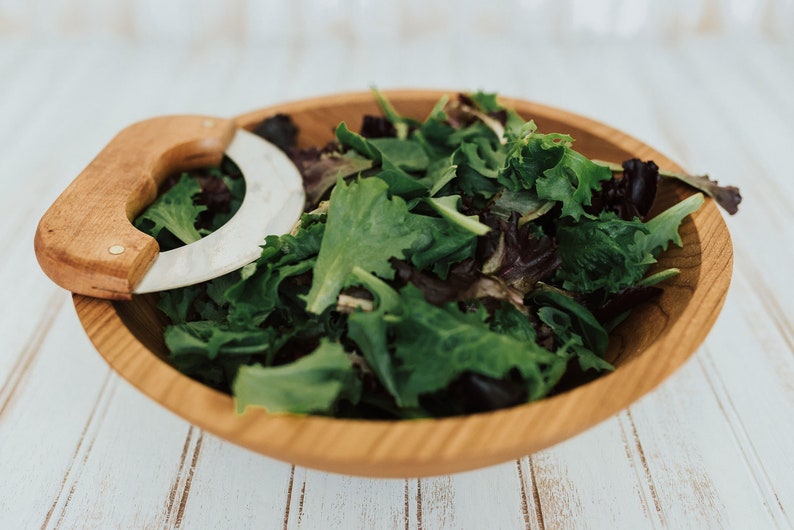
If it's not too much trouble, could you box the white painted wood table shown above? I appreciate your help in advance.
[1,34,792,529]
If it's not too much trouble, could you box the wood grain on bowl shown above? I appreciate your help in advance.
[72,90,733,478]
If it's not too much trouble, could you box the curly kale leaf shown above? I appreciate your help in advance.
[498,122,612,220]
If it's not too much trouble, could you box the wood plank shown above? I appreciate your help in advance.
[175,433,293,529]
[697,273,794,525]
[205,44,295,117]
[619,40,793,343]
[0,39,35,98]
[416,462,528,530]
[47,377,195,528]
[730,39,794,124]
[0,43,188,232]
[275,40,363,100]
[677,38,794,211]
[627,355,779,528]
[0,42,95,155]
[0,303,112,529]
[284,467,408,529]
[4,0,794,43]
[0,289,65,418]
[523,417,658,528]
[0,237,71,392]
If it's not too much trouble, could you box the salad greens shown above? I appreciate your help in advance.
[135,90,741,419]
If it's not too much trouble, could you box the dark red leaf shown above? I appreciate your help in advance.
[477,213,561,293]
[594,158,660,220]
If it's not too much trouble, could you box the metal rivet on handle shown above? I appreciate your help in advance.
[108,245,126,255]
[202,119,216,128]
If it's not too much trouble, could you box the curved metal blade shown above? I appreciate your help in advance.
[133,128,305,293]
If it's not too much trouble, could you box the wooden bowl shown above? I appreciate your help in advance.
[72,90,733,478]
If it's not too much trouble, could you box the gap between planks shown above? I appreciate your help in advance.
[618,410,665,529]
[162,426,204,529]
[518,457,544,530]
[282,466,309,530]
[282,466,296,530]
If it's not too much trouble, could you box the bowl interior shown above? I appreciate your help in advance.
[74,90,732,477]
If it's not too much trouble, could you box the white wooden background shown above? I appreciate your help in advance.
[1,2,794,528]
[2,0,794,43]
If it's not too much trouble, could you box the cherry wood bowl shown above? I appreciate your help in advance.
[72,90,733,478]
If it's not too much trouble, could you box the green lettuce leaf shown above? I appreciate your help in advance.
[488,302,537,343]
[345,267,402,400]
[489,188,555,223]
[498,123,612,220]
[165,320,277,360]
[529,289,612,372]
[233,340,361,415]
[497,122,561,191]
[536,143,612,220]
[346,278,566,408]
[225,219,325,327]
[369,137,430,172]
[375,168,429,198]
[335,122,433,199]
[134,174,206,244]
[555,193,704,294]
[450,138,505,199]
[555,213,652,295]
[419,158,458,197]
[642,193,704,255]
[162,318,280,392]
[335,122,381,161]
[157,284,203,324]
[403,213,478,278]
[139,91,726,421]
[466,91,503,113]
[371,87,419,139]
[425,195,491,236]
[303,177,419,313]
[536,306,613,372]
[389,286,565,407]
[304,178,490,313]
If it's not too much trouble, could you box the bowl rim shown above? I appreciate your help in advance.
[72,89,734,478]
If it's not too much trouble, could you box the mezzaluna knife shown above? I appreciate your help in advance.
[35,115,305,300]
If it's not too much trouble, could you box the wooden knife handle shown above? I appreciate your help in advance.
[35,115,237,300]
